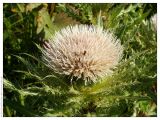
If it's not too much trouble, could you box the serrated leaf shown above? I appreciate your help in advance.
[36,7,58,39]
[4,78,38,96]
[4,78,17,91]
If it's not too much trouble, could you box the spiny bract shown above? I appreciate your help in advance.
[42,25,123,84]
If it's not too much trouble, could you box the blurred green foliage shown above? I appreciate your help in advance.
[3,3,157,117]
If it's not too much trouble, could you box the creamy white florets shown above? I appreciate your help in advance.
[42,25,123,84]
[151,14,157,31]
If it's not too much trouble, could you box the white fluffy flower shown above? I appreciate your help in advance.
[151,14,157,31]
[42,25,123,84]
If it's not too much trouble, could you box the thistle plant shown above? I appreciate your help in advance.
[42,25,123,84]
[3,3,157,117]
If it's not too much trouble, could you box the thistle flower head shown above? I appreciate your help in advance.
[42,25,123,84]
[151,14,157,31]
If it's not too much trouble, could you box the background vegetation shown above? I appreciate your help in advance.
[3,3,157,117]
